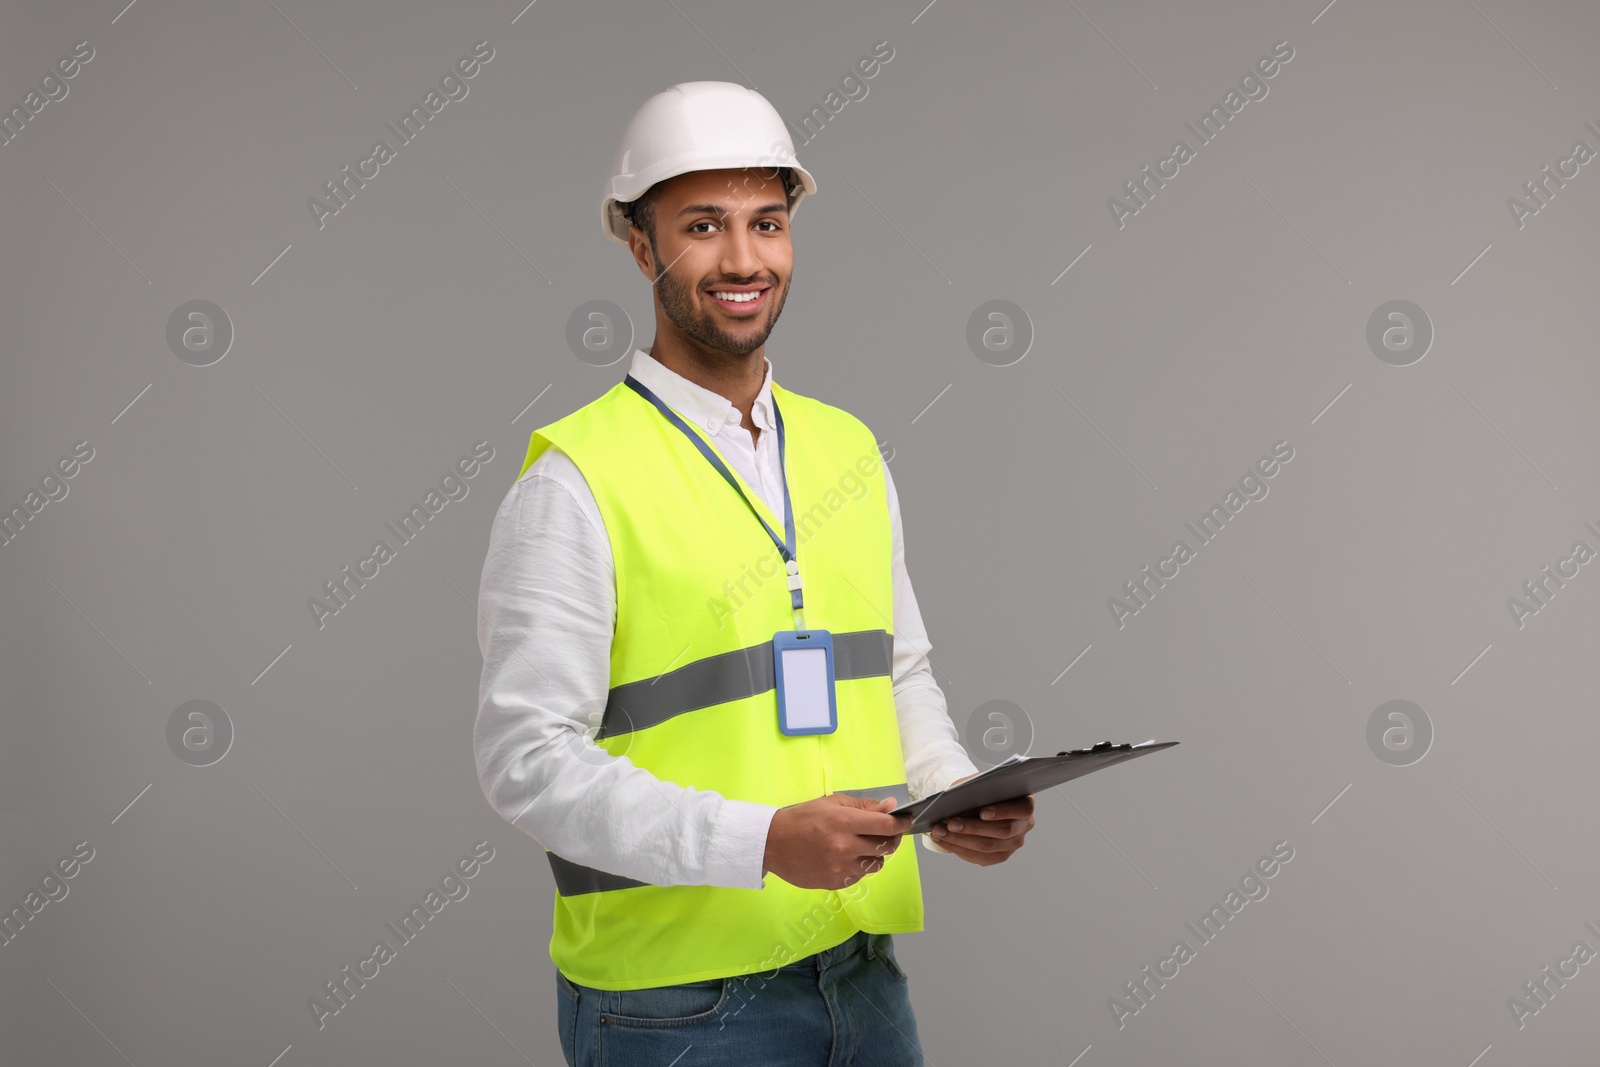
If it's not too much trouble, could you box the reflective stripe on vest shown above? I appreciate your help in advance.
[543,782,910,896]
[600,629,893,738]
[519,376,924,991]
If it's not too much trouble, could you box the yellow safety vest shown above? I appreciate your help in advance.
[517,375,923,990]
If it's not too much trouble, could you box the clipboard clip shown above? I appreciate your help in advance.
[1062,740,1127,755]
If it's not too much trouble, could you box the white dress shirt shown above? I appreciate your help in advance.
[473,348,978,891]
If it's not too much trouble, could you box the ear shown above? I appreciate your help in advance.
[627,225,656,282]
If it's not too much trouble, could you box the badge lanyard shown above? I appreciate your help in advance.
[624,373,807,630]
[625,373,839,737]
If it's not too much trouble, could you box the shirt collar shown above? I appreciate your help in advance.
[628,348,777,436]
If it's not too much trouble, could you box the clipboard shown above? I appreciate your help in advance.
[889,740,1179,835]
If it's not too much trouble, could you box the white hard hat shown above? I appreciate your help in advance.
[601,81,818,247]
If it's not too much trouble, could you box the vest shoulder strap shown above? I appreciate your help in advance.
[515,376,878,483]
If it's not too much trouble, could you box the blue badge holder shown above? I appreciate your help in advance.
[773,629,838,736]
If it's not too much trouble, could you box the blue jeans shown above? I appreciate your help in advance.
[556,930,925,1066]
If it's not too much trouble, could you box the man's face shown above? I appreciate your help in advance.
[629,168,793,359]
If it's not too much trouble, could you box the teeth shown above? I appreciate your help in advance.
[711,290,761,302]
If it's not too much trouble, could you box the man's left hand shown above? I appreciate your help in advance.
[930,773,1035,865]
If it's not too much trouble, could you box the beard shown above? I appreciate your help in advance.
[651,241,789,359]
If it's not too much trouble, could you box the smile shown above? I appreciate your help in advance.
[706,287,769,314]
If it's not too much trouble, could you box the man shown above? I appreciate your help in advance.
[473,81,1034,1067]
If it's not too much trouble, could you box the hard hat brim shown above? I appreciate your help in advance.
[601,159,817,247]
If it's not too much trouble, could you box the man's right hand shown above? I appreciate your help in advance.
[760,794,905,890]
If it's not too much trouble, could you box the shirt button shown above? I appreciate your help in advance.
[726,411,738,423]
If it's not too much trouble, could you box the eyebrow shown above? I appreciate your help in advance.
[674,201,789,220]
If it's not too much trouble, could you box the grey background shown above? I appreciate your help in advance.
[3,0,1597,1064]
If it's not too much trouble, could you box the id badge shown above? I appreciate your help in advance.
[773,630,838,736]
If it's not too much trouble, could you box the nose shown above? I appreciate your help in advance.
[719,217,763,281]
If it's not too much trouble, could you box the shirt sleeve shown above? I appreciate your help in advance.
[472,448,778,889]
[882,459,980,856]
